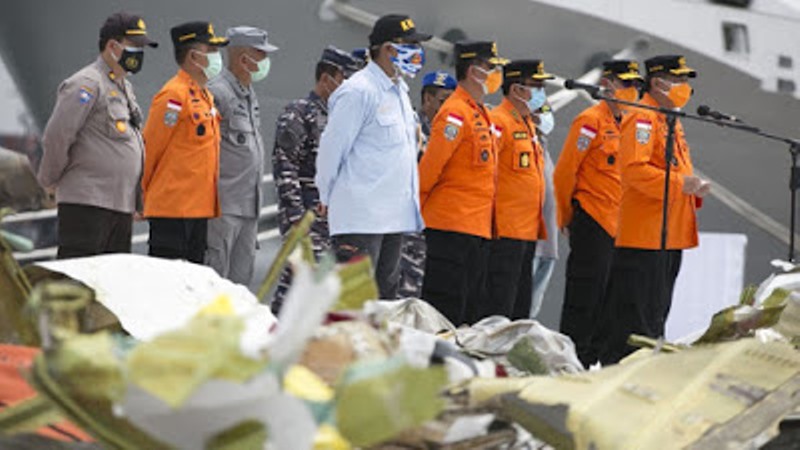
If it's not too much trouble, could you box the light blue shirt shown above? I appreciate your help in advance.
[316,61,423,235]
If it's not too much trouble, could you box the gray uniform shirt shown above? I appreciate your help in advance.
[38,57,144,213]
[536,135,559,259]
[208,69,264,218]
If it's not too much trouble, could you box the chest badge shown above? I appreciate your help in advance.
[196,124,206,136]
[115,120,127,133]
[520,152,531,168]
[480,149,490,162]
[237,133,246,145]
[607,155,616,165]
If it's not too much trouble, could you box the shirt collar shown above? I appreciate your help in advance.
[366,60,400,91]
[452,85,484,112]
[639,93,663,122]
[222,68,253,98]
[94,56,121,85]
[498,97,529,124]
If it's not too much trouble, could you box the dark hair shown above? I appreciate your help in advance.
[501,77,517,96]
[421,85,439,103]
[641,74,658,96]
[98,34,123,53]
[315,61,341,82]
[455,59,473,81]
[369,45,382,61]
[174,43,199,65]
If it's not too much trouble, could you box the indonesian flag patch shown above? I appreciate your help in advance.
[167,99,183,111]
[491,123,502,138]
[164,99,182,127]
[444,113,464,141]
[577,125,597,151]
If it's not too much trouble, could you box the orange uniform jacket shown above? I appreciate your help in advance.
[142,70,221,218]
[553,101,623,237]
[419,86,499,239]
[489,98,546,241]
[616,93,700,250]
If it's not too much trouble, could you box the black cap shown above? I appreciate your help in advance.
[455,40,509,66]
[100,12,158,48]
[320,46,363,77]
[504,59,554,82]
[368,14,432,46]
[170,21,229,48]
[645,55,697,78]
[602,60,644,81]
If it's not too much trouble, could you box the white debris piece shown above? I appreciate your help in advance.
[36,254,276,342]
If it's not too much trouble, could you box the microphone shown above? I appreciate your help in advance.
[697,105,743,123]
[564,79,606,97]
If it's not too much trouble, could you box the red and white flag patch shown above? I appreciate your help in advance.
[579,125,598,139]
[491,124,502,138]
[446,113,464,127]
[167,99,183,111]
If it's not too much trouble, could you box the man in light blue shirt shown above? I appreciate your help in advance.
[316,14,431,299]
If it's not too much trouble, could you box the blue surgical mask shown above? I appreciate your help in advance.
[526,87,547,111]
[538,111,555,135]
[390,43,425,78]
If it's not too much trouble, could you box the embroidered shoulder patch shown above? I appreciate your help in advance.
[444,124,459,141]
[577,125,598,152]
[164,99,182,127]
[636,119,652,144]
[78,86,94,105]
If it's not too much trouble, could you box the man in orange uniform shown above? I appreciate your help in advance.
[419,41,509,325]
[553,60,643,366]
[484,60,552,320]
[142,22,229,263]
[598,55,710,364]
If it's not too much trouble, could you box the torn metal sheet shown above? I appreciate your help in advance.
[34,254,276,342]
[503,339,800,450]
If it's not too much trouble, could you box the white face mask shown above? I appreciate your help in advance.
[246,55,271,82]
[538,111,555,135]
[194,50,222,79]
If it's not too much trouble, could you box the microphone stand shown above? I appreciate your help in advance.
[591,89,800,261]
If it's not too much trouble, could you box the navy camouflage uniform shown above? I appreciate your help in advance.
[397,110,430,298]
[272,47,363,310]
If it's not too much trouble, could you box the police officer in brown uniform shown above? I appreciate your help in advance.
[38,12,157,259]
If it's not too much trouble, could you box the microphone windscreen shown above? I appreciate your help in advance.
[697,105,711,116]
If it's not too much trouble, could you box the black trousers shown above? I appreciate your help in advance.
[482,238,536,321]
[57,203,132,259]
[332,233,403,300]
[421,229,489,327]
[597,247,683,365]
[148,218,208,264]
[559,205,615,367]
